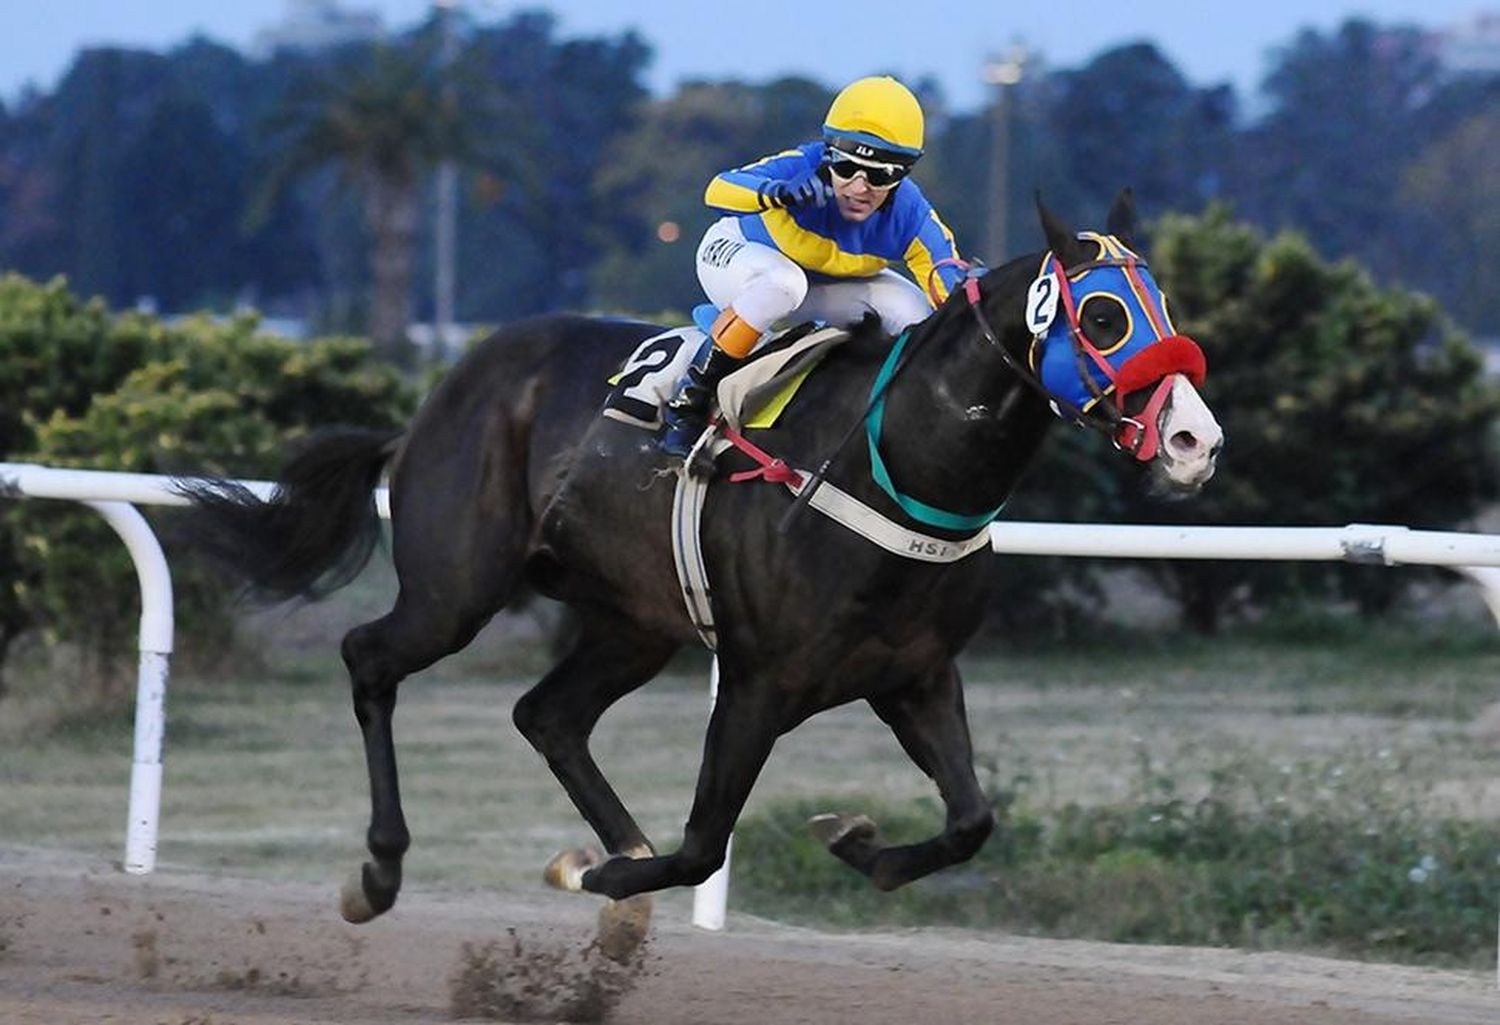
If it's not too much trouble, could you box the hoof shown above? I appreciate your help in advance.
[546,845,654,961]
[339,869,378,924]
[807,812,877,849]
[339,862,398,924]
[595,844,653,963]
[596,894,653,963]
[543,846,604,892]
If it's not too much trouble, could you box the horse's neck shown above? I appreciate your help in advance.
[876,283,1053,520]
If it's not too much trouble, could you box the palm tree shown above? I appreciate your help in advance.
[255,42,463,365]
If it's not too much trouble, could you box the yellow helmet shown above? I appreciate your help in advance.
[823,76,924,164]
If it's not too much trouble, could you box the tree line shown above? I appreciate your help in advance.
[5,14,1500,345]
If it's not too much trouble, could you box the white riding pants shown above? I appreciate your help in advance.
[695,217,932,343]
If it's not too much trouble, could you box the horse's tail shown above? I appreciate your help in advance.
[177,427,401,603]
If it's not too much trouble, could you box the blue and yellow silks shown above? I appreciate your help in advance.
[704,142,963,303]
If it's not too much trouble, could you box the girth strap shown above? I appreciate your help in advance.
[670,430,726,651]
[668,424,991,651]
[719,425,992,563]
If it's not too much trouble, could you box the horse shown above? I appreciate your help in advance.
[180,191,1222,946]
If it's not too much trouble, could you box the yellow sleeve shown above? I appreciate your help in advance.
[703,149,809,214]
[704,174,766,213]
[903,210,962,304]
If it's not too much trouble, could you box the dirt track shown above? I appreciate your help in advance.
[2,847,1496,1025]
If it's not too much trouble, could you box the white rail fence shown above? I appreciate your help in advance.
[987,521,1500,627]
[4,462,1500,936]
[0,463,383,874]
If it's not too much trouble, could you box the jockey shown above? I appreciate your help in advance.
[660,75,966,457]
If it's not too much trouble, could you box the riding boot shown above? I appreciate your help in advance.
[659,310,760,458]
[659,344,744,457]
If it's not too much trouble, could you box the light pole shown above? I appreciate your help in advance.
[433,0,458,364]
[982,44,1028,264]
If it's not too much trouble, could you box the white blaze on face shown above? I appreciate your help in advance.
[1155,374,1222,488]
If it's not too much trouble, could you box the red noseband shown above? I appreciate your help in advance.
[1113,336,1207,462]
[1115,335,1206,398]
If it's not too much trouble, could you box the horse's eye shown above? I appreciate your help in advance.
[1080,295,1129,340]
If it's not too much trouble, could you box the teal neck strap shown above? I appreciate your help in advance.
[865,329,1006,531]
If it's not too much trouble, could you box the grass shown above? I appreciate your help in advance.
[731,745,1500,968]
[2,573,1499,966]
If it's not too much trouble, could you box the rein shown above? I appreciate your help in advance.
[774,322,937,533]
[859,254,1129,530]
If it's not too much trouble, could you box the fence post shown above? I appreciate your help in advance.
[84,500,174,874]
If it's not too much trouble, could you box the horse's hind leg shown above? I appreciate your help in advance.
[576,663,779,900]
[512,609,678,858]
[514,610,677,961]
[338,587,501,923]
[814,662,995,891]
[336,382,546,922]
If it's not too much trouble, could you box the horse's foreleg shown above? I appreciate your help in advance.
[579,677,777,900]
[819,664,994,891]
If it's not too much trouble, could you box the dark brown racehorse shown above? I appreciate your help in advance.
[180,193,1221,941]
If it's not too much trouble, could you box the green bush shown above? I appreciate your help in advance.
[0,274,416,699]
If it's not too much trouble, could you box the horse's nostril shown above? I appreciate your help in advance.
[1170,430,1199,453]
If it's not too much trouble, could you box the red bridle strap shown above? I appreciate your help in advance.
[1112,335,1207,462]
[1050,255,1120,387]
[1114,375,1176,461]
[1122,259,1172,338]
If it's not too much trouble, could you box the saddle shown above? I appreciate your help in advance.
[603,311,850,434]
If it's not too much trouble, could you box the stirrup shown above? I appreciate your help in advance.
[665,416,721,479]
[659,415,706,458]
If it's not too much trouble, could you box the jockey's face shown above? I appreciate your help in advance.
[830,172,894,222]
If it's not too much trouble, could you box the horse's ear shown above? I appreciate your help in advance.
[1106,188,1139,248]
[1035,191,1088,266]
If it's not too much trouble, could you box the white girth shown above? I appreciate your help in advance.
[670,430,991,651]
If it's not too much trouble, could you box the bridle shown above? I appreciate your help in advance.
[931,240,1206,463]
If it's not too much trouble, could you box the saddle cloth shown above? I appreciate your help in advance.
[603,320,849,432]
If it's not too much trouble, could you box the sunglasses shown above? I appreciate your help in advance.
[825,149,910,189]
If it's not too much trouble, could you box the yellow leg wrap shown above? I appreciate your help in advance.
[711,308,763,359]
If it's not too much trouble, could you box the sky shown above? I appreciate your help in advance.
[0,1,1494,113]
